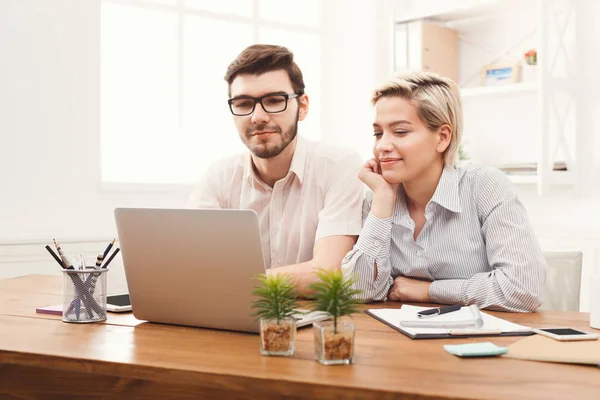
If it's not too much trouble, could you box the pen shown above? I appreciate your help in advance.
[101,239,115,266]
[45,245,66,269]
[417,304,462,319]
[85,248,119,315]
[101,247,120,269]
[74,298,81,320]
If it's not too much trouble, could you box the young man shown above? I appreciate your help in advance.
[186,44,364,296]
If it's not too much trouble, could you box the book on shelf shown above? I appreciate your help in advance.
[497,161,567,175]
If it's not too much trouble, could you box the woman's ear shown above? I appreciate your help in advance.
[436,124,452,154]
[298,94,309,121]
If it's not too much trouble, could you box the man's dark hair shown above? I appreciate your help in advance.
[224,44,305,97]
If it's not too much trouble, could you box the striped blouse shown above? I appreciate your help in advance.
[341,164,547,312]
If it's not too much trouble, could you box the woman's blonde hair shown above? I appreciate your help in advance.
[371,71,463,166]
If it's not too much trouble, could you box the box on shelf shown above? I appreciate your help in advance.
[481,63,521,86]
[394,20,459,82]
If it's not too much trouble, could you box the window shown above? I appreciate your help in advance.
[101,0,323,185]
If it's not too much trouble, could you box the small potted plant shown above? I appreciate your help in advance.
[250,273,299,356]
[524,49,537,66]
[523,49,538,82]
[309,270,362,365]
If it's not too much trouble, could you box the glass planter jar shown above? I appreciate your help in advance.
[313,320,355,365]
[259,317,296,356]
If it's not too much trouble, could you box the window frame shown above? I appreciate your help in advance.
[99,0,324,192]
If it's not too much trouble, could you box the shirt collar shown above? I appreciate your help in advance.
[244,136,307,187]
[288,136,306,184]
[429,165,462,213]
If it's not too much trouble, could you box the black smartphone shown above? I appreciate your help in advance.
[106,293,132,313]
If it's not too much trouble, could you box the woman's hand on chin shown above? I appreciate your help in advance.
[358,158,399,196]
[359,159,400,219]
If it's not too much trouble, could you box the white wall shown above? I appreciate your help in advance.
[0,0,189,293]
[0,0,189,245]
[321,0,398,162]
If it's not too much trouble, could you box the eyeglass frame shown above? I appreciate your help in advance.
[227,92,303,116]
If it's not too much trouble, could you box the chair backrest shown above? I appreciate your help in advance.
[540,251,583,312]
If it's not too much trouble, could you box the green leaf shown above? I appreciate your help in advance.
[307,270,363,333]
[250,273,300,324]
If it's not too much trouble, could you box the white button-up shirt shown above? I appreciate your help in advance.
[342,164,547,312]
[186,137,364,268]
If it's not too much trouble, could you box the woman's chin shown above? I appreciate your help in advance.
[381,170,404,184]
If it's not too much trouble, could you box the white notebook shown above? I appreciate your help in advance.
[366,305,533,339]
[399,304,483,329]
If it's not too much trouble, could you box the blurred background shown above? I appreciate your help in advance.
[1,0,599,310]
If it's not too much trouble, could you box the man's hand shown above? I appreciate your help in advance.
[388,276,432,303]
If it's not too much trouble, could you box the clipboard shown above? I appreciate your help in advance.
[366,305,534,340]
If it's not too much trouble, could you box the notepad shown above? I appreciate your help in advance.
[444,342,508,357]
[35,304,63,316]
[366,305,533,339]
[399,305,483,329]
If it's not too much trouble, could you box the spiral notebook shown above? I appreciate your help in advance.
[366,305,534,340]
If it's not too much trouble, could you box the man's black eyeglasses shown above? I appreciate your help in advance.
[228,93,302,116]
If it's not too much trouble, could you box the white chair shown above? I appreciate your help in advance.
[540,251,583,312]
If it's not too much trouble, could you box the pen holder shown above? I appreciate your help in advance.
[61,268,109,323]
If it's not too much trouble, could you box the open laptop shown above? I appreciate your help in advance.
[114,208,329,333]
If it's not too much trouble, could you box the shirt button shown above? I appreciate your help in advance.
[416,251,423,257]
[374,240,380,247]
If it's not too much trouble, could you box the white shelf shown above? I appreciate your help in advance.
[507,171,574,185]
[461,82,538,98]
[507,174,537,184]
[396,0,529,24]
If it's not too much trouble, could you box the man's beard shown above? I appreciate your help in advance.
[244,111,299,159]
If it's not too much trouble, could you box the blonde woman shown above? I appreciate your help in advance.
[342,72,546,312]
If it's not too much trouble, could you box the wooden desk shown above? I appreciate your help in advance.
[1,275,599,400]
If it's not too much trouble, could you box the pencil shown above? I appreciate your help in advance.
[45,245,65,268]
[53,238,73,269]
[102,248,120,269]
[102,239,115,262]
